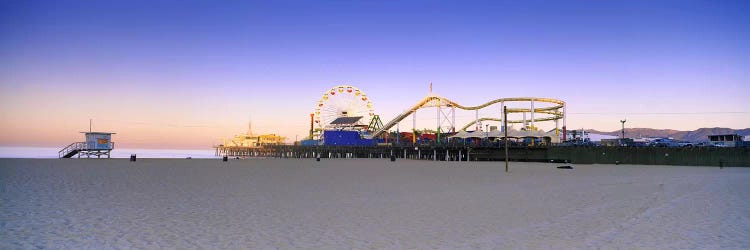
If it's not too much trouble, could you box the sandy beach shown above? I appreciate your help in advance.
[1,158,748,249]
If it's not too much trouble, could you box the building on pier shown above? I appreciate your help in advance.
[224,120,285,147]
[215,120,285,156]
[708,134,747,147]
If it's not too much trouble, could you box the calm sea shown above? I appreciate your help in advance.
[0,147,219,159]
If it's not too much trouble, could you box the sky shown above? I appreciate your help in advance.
[1,0,748,149]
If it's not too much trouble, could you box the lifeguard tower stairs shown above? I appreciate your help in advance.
[59,132,116,158]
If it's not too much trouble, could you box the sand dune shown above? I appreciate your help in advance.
[1,159,748,248]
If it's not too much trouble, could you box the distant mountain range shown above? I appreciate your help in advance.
[586,127,750,142]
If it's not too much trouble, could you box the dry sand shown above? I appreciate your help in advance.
[1,158,749,249]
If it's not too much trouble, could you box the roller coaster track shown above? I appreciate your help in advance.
[371,95,565,138]
[456,116,562,132]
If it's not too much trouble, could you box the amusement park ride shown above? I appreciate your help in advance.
[307,84,568,146]
[311,85,376,137]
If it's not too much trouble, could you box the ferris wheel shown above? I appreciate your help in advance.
[314,85,375,131]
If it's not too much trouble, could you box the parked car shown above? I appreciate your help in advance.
[649,138,680,147]
[678,142,695,148]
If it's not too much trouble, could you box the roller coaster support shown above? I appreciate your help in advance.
[531,99,535,130]
[437,101,441,144]
[475,110,479,131]
[396,123,400,144]
[452,106,456,132]
[563,104,567,141]
[412,110,417,144]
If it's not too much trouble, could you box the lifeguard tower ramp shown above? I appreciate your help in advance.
[59,132,116,158]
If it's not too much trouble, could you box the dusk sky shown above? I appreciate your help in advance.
[1,0,748,149]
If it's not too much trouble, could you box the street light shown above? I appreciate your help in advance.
[504,106,508,173]
[620,120,627,139]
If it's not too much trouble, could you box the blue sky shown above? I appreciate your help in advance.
[1,0,748,148]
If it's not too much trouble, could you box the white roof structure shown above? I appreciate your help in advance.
[587,133,620,142]
[517,130,542,138]
[448,130,473,139]
[486,130,504,138]
[448,129,560,143]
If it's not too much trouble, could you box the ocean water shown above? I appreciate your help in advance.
[0,147,218,159]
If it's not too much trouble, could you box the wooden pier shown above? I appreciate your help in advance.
[216,145,500,161]
[214,144,750,167]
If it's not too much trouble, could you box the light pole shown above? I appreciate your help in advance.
[620,120,626,139]
[504,106,509,173]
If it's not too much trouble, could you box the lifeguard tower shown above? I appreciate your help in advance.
[59,131,116,158]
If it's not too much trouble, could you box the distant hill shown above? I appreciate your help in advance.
[586,128,750,142]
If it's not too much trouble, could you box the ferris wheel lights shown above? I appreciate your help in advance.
[313,85,376,136]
